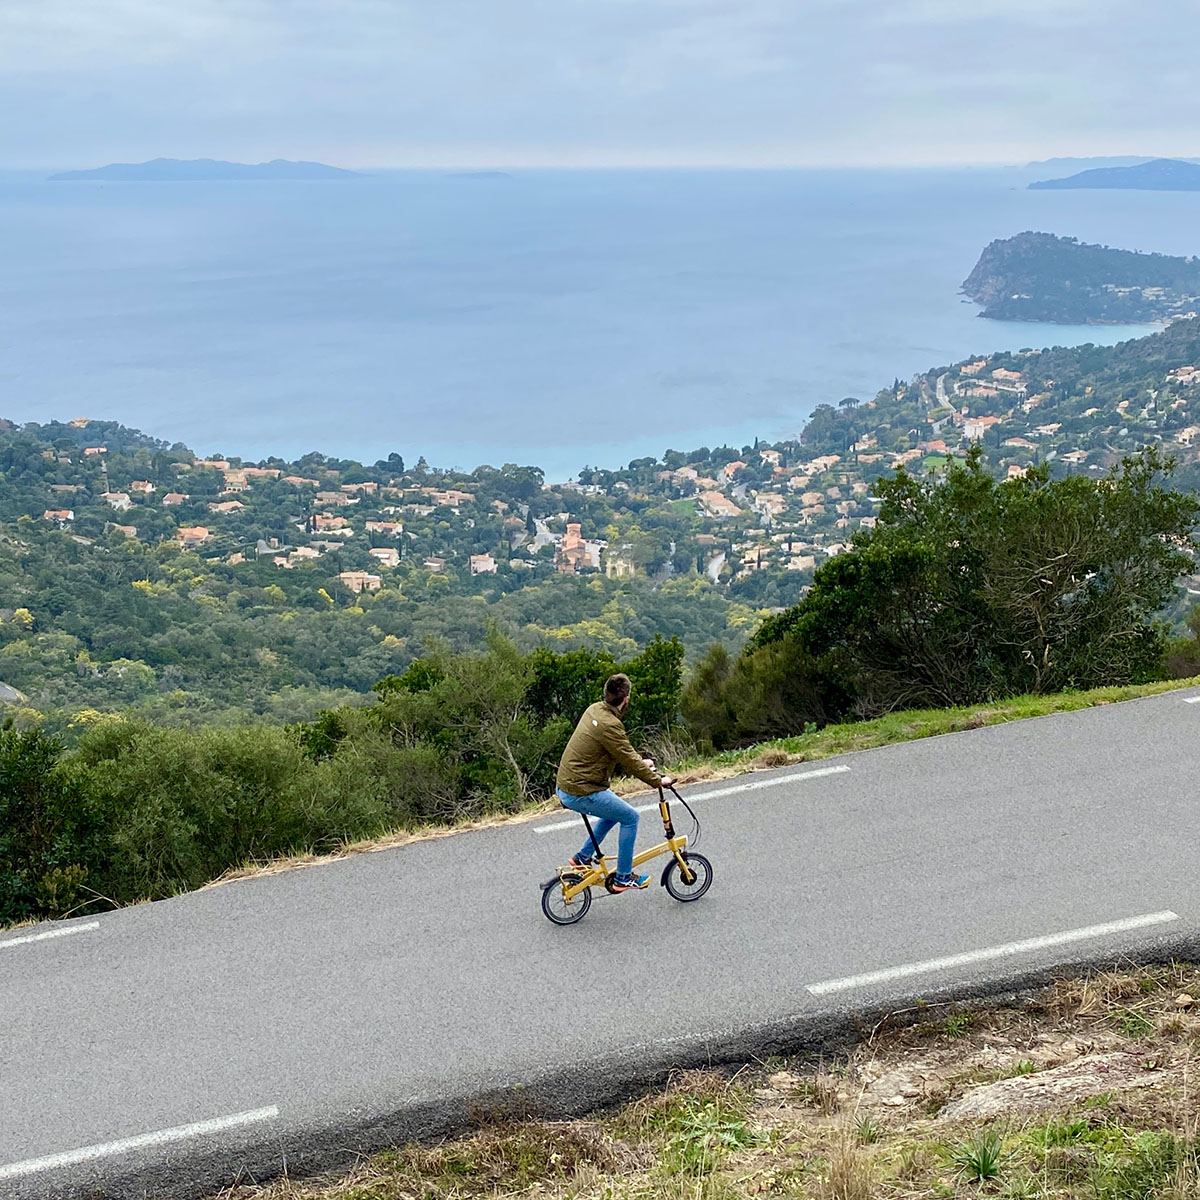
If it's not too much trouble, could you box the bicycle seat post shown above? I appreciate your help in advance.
[581,813,604,861]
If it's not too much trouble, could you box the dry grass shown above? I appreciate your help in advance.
[814,1128,875,1200]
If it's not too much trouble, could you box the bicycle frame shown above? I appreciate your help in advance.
[558,786,696,900]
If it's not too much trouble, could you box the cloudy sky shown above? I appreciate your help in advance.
[2,0,1194,168]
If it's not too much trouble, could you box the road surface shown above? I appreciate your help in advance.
[4,688,1200,1198]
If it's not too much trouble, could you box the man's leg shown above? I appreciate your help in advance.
[557,788,616,861]
[578,789,640,877]
[578,817,615,861]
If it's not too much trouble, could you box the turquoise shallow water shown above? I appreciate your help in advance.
[0,166,1189,478]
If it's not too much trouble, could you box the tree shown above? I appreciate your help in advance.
[756,446,1198,714]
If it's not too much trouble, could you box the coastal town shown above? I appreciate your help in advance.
[19,317,1200,609]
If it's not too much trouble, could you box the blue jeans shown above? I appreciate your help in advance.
[556,787,639,876]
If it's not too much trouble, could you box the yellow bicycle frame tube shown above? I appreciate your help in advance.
[558,790,694,901]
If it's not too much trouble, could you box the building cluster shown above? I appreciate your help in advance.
[35,346,1200,599]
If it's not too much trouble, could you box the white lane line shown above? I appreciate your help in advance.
[0,921,99,951]
[807,911,1180,997]
[0,1106,280,1181]
[533,764,851,834]
[1184,697,1200,704]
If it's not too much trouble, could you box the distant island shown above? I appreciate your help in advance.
[1029,158,1200,192]
[51,158,359,181]
[1024,155,1200,172]
[962,231,1200,324]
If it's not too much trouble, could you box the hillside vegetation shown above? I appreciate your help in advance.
[962,233,1200,324]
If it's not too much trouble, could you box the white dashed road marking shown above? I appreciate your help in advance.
[806,911,1181,996]
[532,764,851,834]
[0,1107,281,1181]
[0,921,99,951]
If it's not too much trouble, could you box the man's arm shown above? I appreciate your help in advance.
[597,716,662,787]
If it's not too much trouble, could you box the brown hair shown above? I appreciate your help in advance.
[603,673,631,706]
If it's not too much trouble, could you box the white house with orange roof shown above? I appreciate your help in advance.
[177,526,211,547]
[963,415,1003,441]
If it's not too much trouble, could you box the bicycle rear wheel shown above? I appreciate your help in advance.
[541,875,592,925]
[663,853,713,902]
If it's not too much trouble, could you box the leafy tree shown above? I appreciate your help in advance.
[759,446,1197,712]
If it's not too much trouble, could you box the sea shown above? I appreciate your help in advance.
[1,165,1197,480]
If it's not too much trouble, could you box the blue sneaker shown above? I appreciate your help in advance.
[569,853,600,869]
[611,873,650,892]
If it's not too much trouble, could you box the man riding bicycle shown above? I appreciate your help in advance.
[555,672,674,893]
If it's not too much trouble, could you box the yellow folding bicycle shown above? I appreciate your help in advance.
[540,784,713,925]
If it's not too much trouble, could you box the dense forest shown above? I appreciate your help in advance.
[962,232,1200,323]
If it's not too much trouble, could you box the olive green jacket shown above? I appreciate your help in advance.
[556,701,661,796]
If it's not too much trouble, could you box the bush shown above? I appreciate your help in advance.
[367,630,685,807]
[682,639,845,751]
[0,724,101,922]
[74,720,396,902]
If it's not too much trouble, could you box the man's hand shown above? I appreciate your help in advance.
[660,775,675,788]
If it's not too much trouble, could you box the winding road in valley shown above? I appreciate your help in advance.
[5,688,1200,1199]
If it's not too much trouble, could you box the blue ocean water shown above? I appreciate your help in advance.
[0,167,1194,479]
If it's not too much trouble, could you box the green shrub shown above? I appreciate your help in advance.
[74,720,394,902]
[682,637,843,750]
[0,724,101,922]
[951,1132,1009,1183]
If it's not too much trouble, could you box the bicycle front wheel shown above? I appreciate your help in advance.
[663,853,713,902]
[541,875,592,925]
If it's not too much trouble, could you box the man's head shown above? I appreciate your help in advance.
[603,673,631,713]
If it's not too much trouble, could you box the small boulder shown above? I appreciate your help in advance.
[938,1053,1160,1120]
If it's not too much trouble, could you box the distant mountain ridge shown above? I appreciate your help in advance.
[52,158,359,181]
[1030,158,1200,191]
[1024,155,1200,171]
[962,231,1200,324]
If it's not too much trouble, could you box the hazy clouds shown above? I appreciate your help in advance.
[3,0,1195,167]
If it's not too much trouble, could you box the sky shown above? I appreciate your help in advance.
[2,0,1196,169]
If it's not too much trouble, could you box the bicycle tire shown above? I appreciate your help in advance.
[541,875,592,925]
[663,853,713,902]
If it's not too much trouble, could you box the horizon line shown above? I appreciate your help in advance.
[3,153,1191,174]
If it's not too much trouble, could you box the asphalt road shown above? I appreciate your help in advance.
[5,688,1200,1198]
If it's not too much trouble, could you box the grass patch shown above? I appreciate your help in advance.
[710,675,1200,770]
[951,1131,1011,1183]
